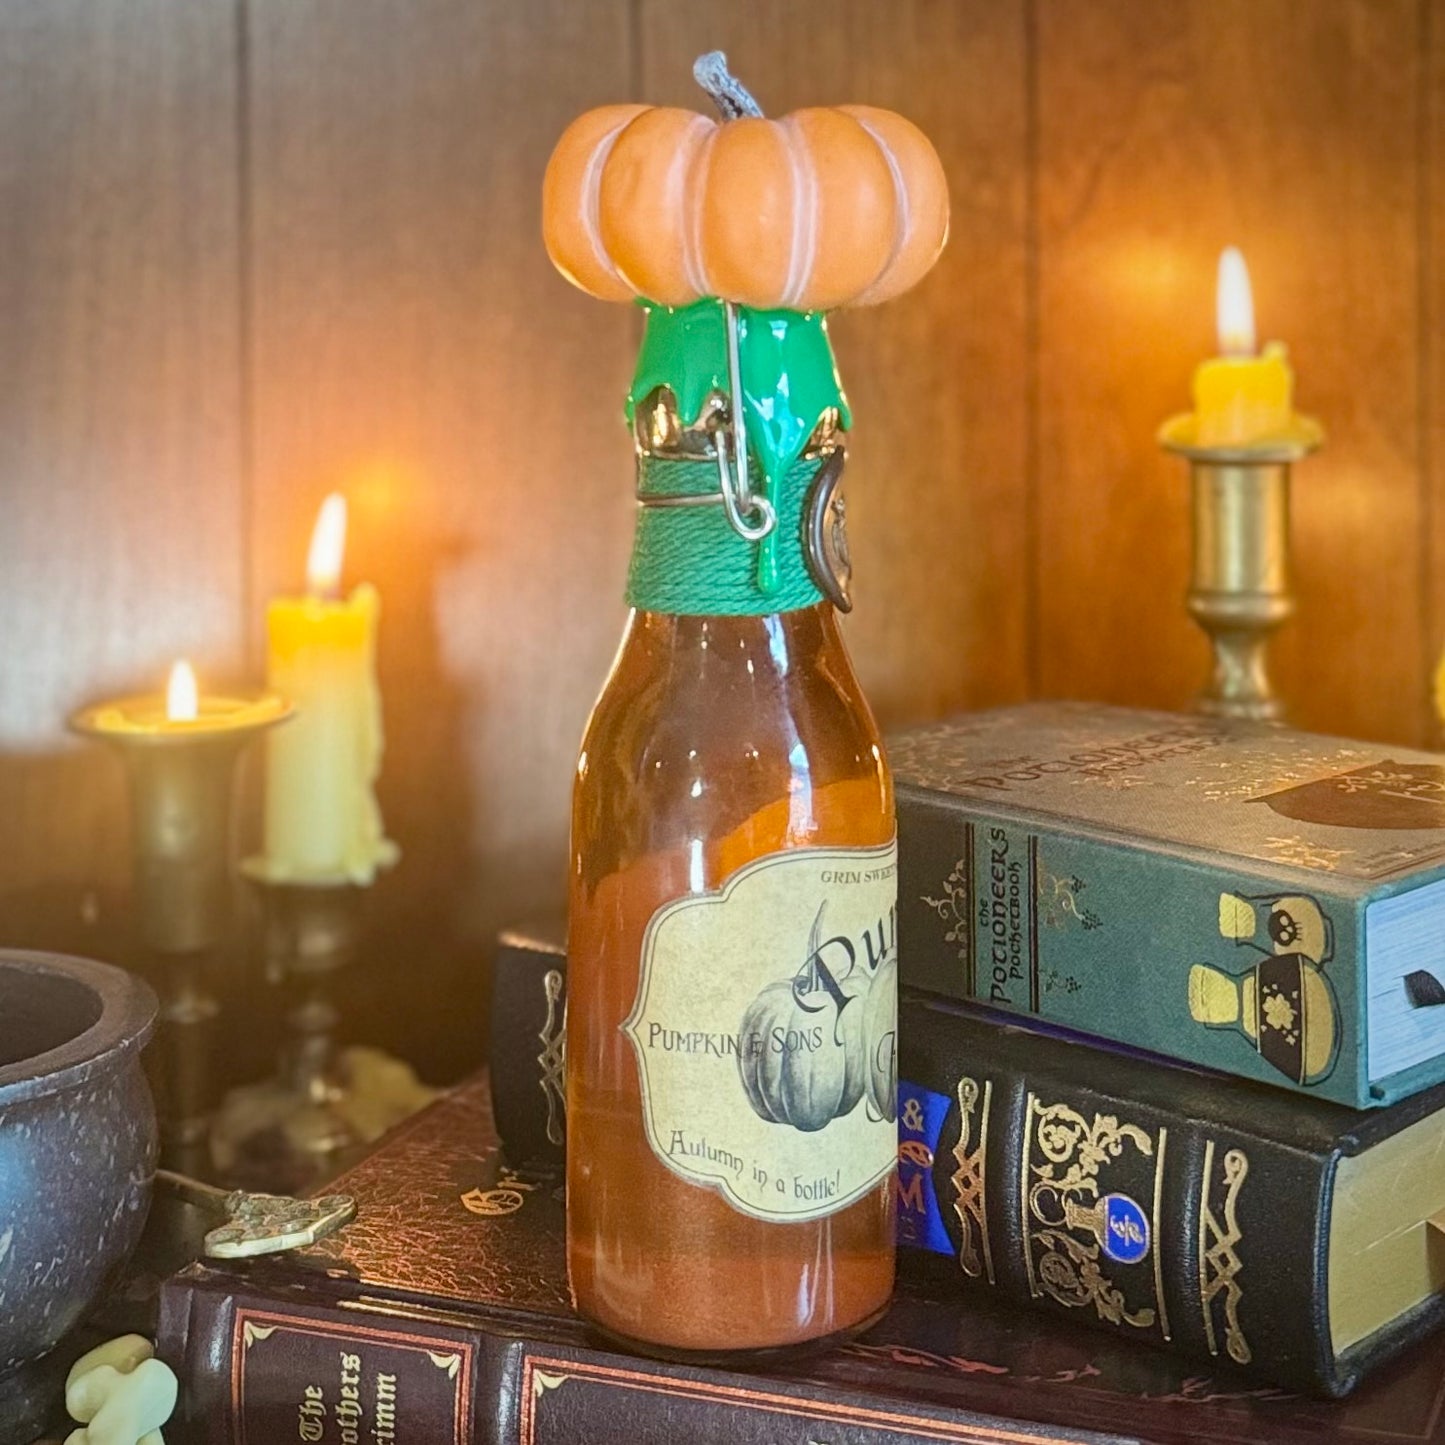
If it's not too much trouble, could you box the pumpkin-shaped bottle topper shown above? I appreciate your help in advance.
[543,52,948,311]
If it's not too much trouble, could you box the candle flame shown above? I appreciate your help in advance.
[306,493,348,597]
[1216,246,1256,357]
[166,660,199,723]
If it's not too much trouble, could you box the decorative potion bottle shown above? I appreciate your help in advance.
[1188,957,1340,1086]
[543,54,948,1359]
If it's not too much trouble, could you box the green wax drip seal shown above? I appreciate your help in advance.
[624,298,852,499]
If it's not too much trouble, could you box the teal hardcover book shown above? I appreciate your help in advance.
[891,703,1445,1108]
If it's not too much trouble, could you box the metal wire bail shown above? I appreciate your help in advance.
[716,301,776,543]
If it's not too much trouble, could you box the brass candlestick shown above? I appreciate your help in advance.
[1158,415,1323,722]
[210,873,433,1192]
[71,684,291,1170]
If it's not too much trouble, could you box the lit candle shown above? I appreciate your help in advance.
[167,658,199,722]
[1191,247,1295,447]
[255,493,398,885]
[74,658,288,739]
[70,662,290,956]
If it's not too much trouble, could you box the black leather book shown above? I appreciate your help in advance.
[489,918,567,1168]
[483,919,1445,1396]
[899,991,1445,1398]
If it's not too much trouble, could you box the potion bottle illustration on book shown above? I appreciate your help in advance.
[1189,890,1339,1085]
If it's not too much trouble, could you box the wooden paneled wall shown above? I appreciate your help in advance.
[0,0,1436,1079]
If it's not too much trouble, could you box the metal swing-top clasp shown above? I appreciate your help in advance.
[712,301,776,543]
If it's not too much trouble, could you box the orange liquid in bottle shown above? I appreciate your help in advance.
[567,602,896,1357]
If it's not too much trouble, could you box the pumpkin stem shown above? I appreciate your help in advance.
[693,51,764,120]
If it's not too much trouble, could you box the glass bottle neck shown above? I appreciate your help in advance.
[623,602,842,670]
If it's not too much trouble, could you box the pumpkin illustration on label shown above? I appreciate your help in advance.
[737,904,895,1132]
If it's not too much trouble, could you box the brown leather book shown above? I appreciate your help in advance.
[157,1074,1445,1444]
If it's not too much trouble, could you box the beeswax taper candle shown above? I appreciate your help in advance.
[1192,247,1294,447]
[256,493,398,885]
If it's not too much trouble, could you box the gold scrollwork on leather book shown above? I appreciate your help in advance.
[537,969,567,1147]
[1199,1140,1251,1365]
[951,1076,994,1284]
[1020,1093,1170,1339]
[920,825,975,994]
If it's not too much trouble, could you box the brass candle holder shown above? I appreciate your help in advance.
[70,681,291,1171]
[1158,414,1323,722]
[210,871,433,1193]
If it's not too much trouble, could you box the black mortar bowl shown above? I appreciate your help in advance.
[0,950,157,1377]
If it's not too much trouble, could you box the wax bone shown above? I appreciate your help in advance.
[65,1335,177,1445]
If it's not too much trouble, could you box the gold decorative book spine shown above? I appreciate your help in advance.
[537,968,567,1150]
[950,1077,994,1284]
[1199,1141,1252,1365]
[1018,1094,1170,1341]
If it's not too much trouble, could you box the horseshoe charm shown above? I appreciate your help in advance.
[804,449,852,612]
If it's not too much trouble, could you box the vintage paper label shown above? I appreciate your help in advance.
[623,840,898,1223]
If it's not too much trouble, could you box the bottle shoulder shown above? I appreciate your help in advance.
[581,606,884,773]
[574,605,892,873]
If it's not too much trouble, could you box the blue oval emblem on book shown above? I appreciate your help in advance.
[1101,1193,1150,1264]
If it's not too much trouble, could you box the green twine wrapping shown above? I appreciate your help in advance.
[626,454,825,616]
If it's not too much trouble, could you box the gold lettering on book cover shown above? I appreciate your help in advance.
[1021,1094,1162,1334]
[1260,836,1349,872]
[950,1076,995,1284]
[538,968,567,1147]
[460,1168,539,1218]
[1199,1140,1251,1365]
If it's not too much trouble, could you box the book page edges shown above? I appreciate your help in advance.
[1328,1111,1445,1352]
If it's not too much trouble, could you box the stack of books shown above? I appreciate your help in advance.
[157,704,1445,1440]
[889,703,1445,1397]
